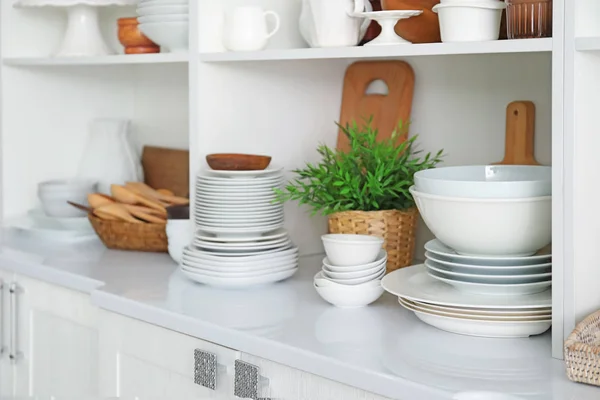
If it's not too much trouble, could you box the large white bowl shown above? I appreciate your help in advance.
[321,234,384,266]
[410,186,551,256]
[139,21,188,53]
[314,272,384,308]
[414,165,551,199]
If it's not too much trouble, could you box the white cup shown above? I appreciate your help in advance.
[224,6,280,51]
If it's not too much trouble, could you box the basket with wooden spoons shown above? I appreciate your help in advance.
[80,182,189,252]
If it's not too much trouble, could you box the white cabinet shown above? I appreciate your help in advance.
[0,270,99,397]
[99,310,239,399]
[0,269,12,397]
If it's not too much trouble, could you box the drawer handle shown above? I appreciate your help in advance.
[194,349,218,390]
[234,360,271,400]
[9,282,19,363]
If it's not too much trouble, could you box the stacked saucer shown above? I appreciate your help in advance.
[180,167,299,288]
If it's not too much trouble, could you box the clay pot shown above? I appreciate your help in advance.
[381,0,441,43]
[118,18,160,54]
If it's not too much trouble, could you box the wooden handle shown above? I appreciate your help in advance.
[497,101,540,165]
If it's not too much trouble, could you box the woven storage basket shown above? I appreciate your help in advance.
[565,310,600,386]
[89,214,168,252]
[328,208,418,273]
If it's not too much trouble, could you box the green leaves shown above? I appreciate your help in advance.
[275,118,444,216]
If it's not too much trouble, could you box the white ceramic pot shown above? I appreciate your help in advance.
[432,1,506,42]
[409,186,551,257]
[223,6,280,52]
[299,0,372,47]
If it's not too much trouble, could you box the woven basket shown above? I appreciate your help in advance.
[89,214,168,253]
[328,208,418,273]
[565,310,600,386]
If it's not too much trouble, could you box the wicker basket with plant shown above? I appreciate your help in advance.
[276,119,443,272]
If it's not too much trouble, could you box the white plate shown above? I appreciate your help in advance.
[197,182,282,190]
[8,217,98,243]
[197,202,282,210]
[427,269,551,296]
[194,237,290,251]
[425,251,552,274]
[184,244,298,262]
[202,166,284,179]
[402,297,552,317]
[196,206,283,215]
[197,176,284,185]
[194,217,284,227]
[181,266,297,288]
[425,239,551,266]
[399,298,551,321]
[196,222,284,236]
[196,228,288,243]
[425,260,552,284]
[381,265,552,309]
[197,192,277,200]
[196,187,279,195]
[196,213,284,222]
[28,209,93,233]
[181,262,297,278]
[398,299,552,338]
[197,196,278,206]
[182,256,298,273]
[189,243,292,257]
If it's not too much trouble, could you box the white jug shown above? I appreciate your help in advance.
[300,0,372,48]
[224,6,281,52]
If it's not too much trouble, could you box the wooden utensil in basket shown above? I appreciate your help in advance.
[89,214,168,252]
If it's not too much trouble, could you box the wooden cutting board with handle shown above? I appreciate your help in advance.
[336,61,415,152]
[495,101,540,165]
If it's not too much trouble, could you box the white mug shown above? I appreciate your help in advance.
[224,6,280,51]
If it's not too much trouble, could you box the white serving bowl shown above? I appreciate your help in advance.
[410,186,551,257]
[314,272,384,308]
[415,165,551,199]
[321,234,384,266]
[137,5,188,14]
[432,1,506,42]
[323,262,386,280]
[38,179,97,218]
[138,15,188,24]
[139,21,189,53]
[322,250,387,272]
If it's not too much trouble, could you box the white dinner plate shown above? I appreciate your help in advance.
[196,187,279,196]
[202,166,284,179]
[427,269,551,296]
[197,182,282,191]
[381,265,552,309]
[189,243,292,257]
[424,239,552,266]
[195,228,288,243]
[9,217,98,243]
[181,256,298,273]
[402,297,552,317]
[197,202,282,210]
[27,209,94,233]
[197,176,284,185]
[398,298,552,338]
[181,262,297,278]
[194,217,284,227]
[425,260,552,284]
[184,245,298,262]
[195,213,284,222]
[194,237,290,251]
[181,266,298,288]
[196,196,278,206]
[196,222,284,236]
[197,192,278,200]
[196,207,283,216]
[399,298,551,321]
[425,252,552,275]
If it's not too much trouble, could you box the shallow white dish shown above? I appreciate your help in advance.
[425,260,552,284]
[411,187,551,257]
[191,243,292,257]
[197,175,283,184]
[322,250,387,272]
[432,1,506,43]
[425,251,552,275]
[323,262,385,280]
[181,266,297,288]
[427,269,551,296]
[314,278,384,308]
[382,265,552,309]
[9,218,98,243]
[196,228,288,243]
[138,14,188,23]
[197,181,282,190]
[414,165,552,199]
[182,256,298,273]
[194,236,290,251]
[195,222,284,236]
[424,239,551,266]
[196,187,279,196]
[137,4,188,14]
[181,262,296,278]
[321,234,384,266]
[399,299,552,338]
[196,208,283,217]
[204,166,284,179]
[196,193,277,202]
[194,217,284,227]
[139,21,188,52]
[197,204,282,213]
[184,245,298,263]
[323,268,386,286]
[27,209,93,232]
[402,297,552,317]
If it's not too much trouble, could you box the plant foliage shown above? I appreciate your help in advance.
[275,119,444,215]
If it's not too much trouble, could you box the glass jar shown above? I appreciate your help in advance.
[506,0,552,39]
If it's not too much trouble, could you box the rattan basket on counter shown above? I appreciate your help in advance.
[565,310,600,386]
[89,214,168,252]
[328,208,418,273]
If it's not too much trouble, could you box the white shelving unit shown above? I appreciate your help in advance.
[0,0,596,374]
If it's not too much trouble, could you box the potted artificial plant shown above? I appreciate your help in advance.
[276,119,444,272]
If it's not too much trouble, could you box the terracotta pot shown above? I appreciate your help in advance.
[118,17,159,54]
[381,0,441,43]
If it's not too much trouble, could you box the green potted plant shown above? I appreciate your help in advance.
[276,119,444,272]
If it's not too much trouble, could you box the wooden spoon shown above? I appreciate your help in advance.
[88,193,115,209]
[123,205,166,224]
[126,182,189,205]
[94,204,142,224]
[111,185,166,214]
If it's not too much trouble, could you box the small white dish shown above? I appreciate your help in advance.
[321,234,384,266]
[195,222,284,236]
[196,193,278,202]
[203,166,284,179]
[357,10,423,45]
[9,217,98,243]
[194,236,290,251]
[196,228,288,243]
[314,271,383,288]
[182,256,297,273]
[323,262,385,280]
[425,260,552,284]
[425,251,552,275]
[27,209,93,232]
[183,245,298,263]
[323,268,386,286]
[181,263,296,278]
[192,243,292,257]
[139,21,189,53]
[313,272,384,308]
[197,175,283,184]
[136,5,188,15]
[196,208,283,217]
[323,250,387,272]
[194,217,284,227]
[138,14,188,23]
[400,297,552,318]
[38,179,97,218]
[181,266,298,288]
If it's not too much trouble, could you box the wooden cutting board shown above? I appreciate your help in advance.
[336,61,415,152]
[141,146,190,197]
[495,101,540,165]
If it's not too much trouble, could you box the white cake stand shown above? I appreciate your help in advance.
[14,0,137,57]
[358,10,423,46]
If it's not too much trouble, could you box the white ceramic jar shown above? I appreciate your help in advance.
[432,1,507,42]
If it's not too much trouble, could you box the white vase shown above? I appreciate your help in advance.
[77,119,143,195]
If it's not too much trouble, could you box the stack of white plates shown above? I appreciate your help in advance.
[138,0,189,53]
[382,265,552,338]
[424,239,552,296]
[181,166,299,288]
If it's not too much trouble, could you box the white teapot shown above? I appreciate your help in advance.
[300,0,372,48]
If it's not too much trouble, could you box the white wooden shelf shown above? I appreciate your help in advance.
[2,53,189,67]
[200,38,553,62]
[575,36,600,51]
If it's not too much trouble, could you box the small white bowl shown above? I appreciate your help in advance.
[139,21,189,53]
[138,15,188,24]
[166,219,192,264]
[137,5,188,15]
[325,268,386,285]
[38,179,97,218]
[314,272,384,308]
[321,234,384,266]
[323,262,386,280]
[432,1,506,42]
[323,250,387,272]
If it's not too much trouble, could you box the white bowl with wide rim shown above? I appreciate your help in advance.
[323,250,387,272]
[321,234,384,266]
[314,272,384,308]
[139,21,188,52]
[410,186,551,257]
[414,165,551,199]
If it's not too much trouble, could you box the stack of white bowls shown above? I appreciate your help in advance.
[137,0,189,53]
[432,0,507,42]
[314,234,386,308]
[180,166,299,289]
[383,165,553,338]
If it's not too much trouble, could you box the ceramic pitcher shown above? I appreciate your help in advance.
[224,6,281,52]
[300,0,372,48]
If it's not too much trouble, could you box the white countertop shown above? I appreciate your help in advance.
[0,232,597,400]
